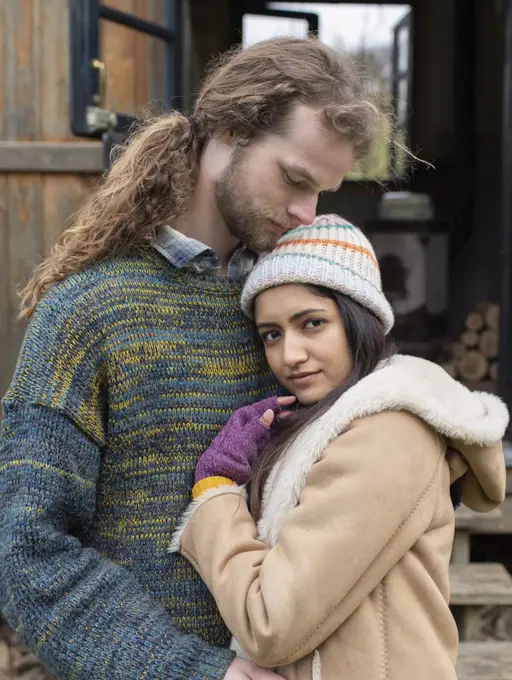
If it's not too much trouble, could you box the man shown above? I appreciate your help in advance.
[0,37,379,679]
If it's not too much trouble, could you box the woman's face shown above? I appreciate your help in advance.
[254,284,353,405]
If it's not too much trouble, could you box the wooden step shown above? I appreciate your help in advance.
[456,642,512,679]
[450,563,512,606]
[453,507,506,563]
[455,501,512,535]
[450,564,512,641]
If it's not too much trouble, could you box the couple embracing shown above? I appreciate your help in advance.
[0,36,507,680]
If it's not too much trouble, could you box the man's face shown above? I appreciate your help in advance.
[214,104,355,252]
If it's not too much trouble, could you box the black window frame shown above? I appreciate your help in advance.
[68,0,184,139]
[230,2,319,45]
[230,0,416,185]
[391,9,414,172]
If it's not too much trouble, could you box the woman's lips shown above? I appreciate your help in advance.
[289,371,320,386]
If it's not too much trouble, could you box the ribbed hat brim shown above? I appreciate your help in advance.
[241,219,395,335]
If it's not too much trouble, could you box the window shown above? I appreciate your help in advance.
[391,10,413,176]
[242,13,312,47]
[69,0,184,139]
[241,2,413,181]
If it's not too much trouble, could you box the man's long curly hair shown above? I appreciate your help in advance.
[19,37,384,318]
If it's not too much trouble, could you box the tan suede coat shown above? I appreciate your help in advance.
[170,356,508,680]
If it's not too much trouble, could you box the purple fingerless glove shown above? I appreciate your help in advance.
[194,397,283,487]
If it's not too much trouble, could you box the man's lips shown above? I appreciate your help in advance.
[270,219,289,234]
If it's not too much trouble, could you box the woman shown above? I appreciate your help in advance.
[170,214,508,680]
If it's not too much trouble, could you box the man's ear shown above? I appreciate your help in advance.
[217,129,238,146]
[222,129,251,147]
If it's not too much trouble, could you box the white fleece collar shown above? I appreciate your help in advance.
[257,355,509,546]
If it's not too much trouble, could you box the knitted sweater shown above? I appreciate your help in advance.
[0,247,277,680]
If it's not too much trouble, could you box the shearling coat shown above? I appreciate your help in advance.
[170,355,508,680]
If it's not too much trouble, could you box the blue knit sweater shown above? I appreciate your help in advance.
[0,248,277,679]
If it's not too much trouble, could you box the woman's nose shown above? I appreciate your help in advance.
[282,336,308,366]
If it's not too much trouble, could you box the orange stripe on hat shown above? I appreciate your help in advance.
[276,238,379,268]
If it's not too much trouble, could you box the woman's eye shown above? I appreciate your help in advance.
[261,330,280,343]
[304,319,325,330]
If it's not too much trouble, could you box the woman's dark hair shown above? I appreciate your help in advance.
[249,284,396,521]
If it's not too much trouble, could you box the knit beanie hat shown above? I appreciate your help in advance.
[241,214,395,334]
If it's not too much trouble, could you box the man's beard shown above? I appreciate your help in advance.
[214,149,284,253]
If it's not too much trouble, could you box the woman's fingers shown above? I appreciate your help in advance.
[276,396,296,420]
[259,409,275,427]
[258,396,296,426]
[446,447,468,483]
[276,395,296,407]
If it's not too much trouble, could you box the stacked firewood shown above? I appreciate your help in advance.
[0,616,54,680]
[440,302,499,386]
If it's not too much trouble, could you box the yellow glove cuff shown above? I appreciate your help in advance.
[192,476,236,499]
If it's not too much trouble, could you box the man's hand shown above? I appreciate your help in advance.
[225,657,283,678]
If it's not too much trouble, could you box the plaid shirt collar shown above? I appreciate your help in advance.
[152,225,256,280]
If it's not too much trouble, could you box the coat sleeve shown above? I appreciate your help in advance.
[176,411,445,668]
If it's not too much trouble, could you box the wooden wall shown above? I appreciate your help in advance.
[1,1,85,396]
[0,0,189,396]
[101,0,169,115]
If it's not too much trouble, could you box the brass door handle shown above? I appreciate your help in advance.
[92,59,107,108]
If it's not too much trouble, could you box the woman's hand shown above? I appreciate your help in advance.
[194,396,296,487]
[446,446,468,483]
[224,657,283,678]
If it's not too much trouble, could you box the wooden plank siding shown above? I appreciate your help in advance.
[0,0,8,359]
[0,142,104,172]
[0,0,173,396]
[101,0,168,116]
[2,0,45,396]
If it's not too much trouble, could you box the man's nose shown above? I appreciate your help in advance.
[287,194,318,229]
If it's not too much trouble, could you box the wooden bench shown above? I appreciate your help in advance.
[450,563,512,640]
[456,642,512,679]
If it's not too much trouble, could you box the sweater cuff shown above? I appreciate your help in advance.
[192,476,235,499]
